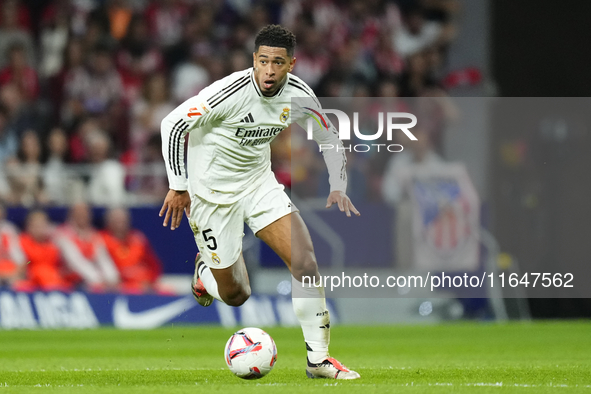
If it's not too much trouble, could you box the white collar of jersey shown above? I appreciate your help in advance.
[250,68,288,99]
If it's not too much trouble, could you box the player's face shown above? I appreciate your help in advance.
[253,46,296,96]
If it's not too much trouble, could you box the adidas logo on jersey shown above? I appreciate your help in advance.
[241,113,255,123]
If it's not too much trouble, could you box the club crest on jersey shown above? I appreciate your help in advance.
[212,253,221,265]
[280,107,290,123]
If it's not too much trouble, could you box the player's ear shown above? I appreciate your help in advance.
[252,52,257,68]
[288,56,296,72]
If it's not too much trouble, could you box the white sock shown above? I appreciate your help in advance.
[198,263,223,302]
[292,279,330,364]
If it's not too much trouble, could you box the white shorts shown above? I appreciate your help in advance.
[188,174,298,269]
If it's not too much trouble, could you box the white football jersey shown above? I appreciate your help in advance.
[161,68,347,204]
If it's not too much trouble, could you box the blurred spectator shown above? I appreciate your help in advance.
[106,0,133,40]
[317,38,374,96]
[128,134,168,202]
[0,0,30,30]
[68,117,100,163]
[118,56,144,106]
[281,0,345,48]
[382,127,443,205]
[117,14,164,103]
[167,4,217,90]
[100,207,162,293]
[55,202,120,291]
[86,130,126,207]
[130,72,174,161]
[5,130,45,206]
[394,4,444,57]
[205,55,227,86]
[372,32,405,79]
[381,127,443,269]
[225,21,254,54]
[246,4,271,42]
[18,209,71,291]
[50,37,86,124]
[42,127,71,205]
[62,41,124,125]
[0,104,18,165]
[144,0,187,48]
[0,42,39,101]
[171,41,211,103]
[0,203,26,286]
[60,37,86,83]
[291,24,330,90]
[399,51,439,97]
[0,0,35,69]
[227,49,250,74]
[413,92,460,153]
[39,0,71,79]
[0,82,39,136]
[82,7,115,52]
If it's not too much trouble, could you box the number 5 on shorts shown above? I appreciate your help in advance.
[202,228,218,250]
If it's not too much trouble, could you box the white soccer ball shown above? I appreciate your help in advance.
[224,327,277,379]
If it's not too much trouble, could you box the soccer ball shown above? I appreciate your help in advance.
[224,327,277,379]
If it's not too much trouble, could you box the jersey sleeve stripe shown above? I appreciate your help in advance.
[288,81,321,107]
[172,123,180,175]
[171,122,179,175]
[288,79,314,97]
[207,75,249,104]
[174,122,189,176]
[168,119,184,175]
[210,80,249,108]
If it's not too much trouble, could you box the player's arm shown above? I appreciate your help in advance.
[159,89,223,230]
[294,102,360,217]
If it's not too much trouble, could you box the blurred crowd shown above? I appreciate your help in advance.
[0,0,463,207]
[0,0,470,291]
[0,202,167,293]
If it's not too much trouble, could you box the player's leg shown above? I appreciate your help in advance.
[246,178,359,379]
[255,213,329,358]
[256,212,359,379]
[189,195,251,307]
[199,253,251,307]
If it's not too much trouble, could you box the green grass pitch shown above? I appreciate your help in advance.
[0,321,590,393]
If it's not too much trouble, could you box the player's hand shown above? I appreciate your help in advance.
[159,189,191,230]
[326,191,360,217]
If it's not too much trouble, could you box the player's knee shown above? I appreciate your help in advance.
[223,286,251,307]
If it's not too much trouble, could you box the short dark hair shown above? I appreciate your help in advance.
[254,25,296,57]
